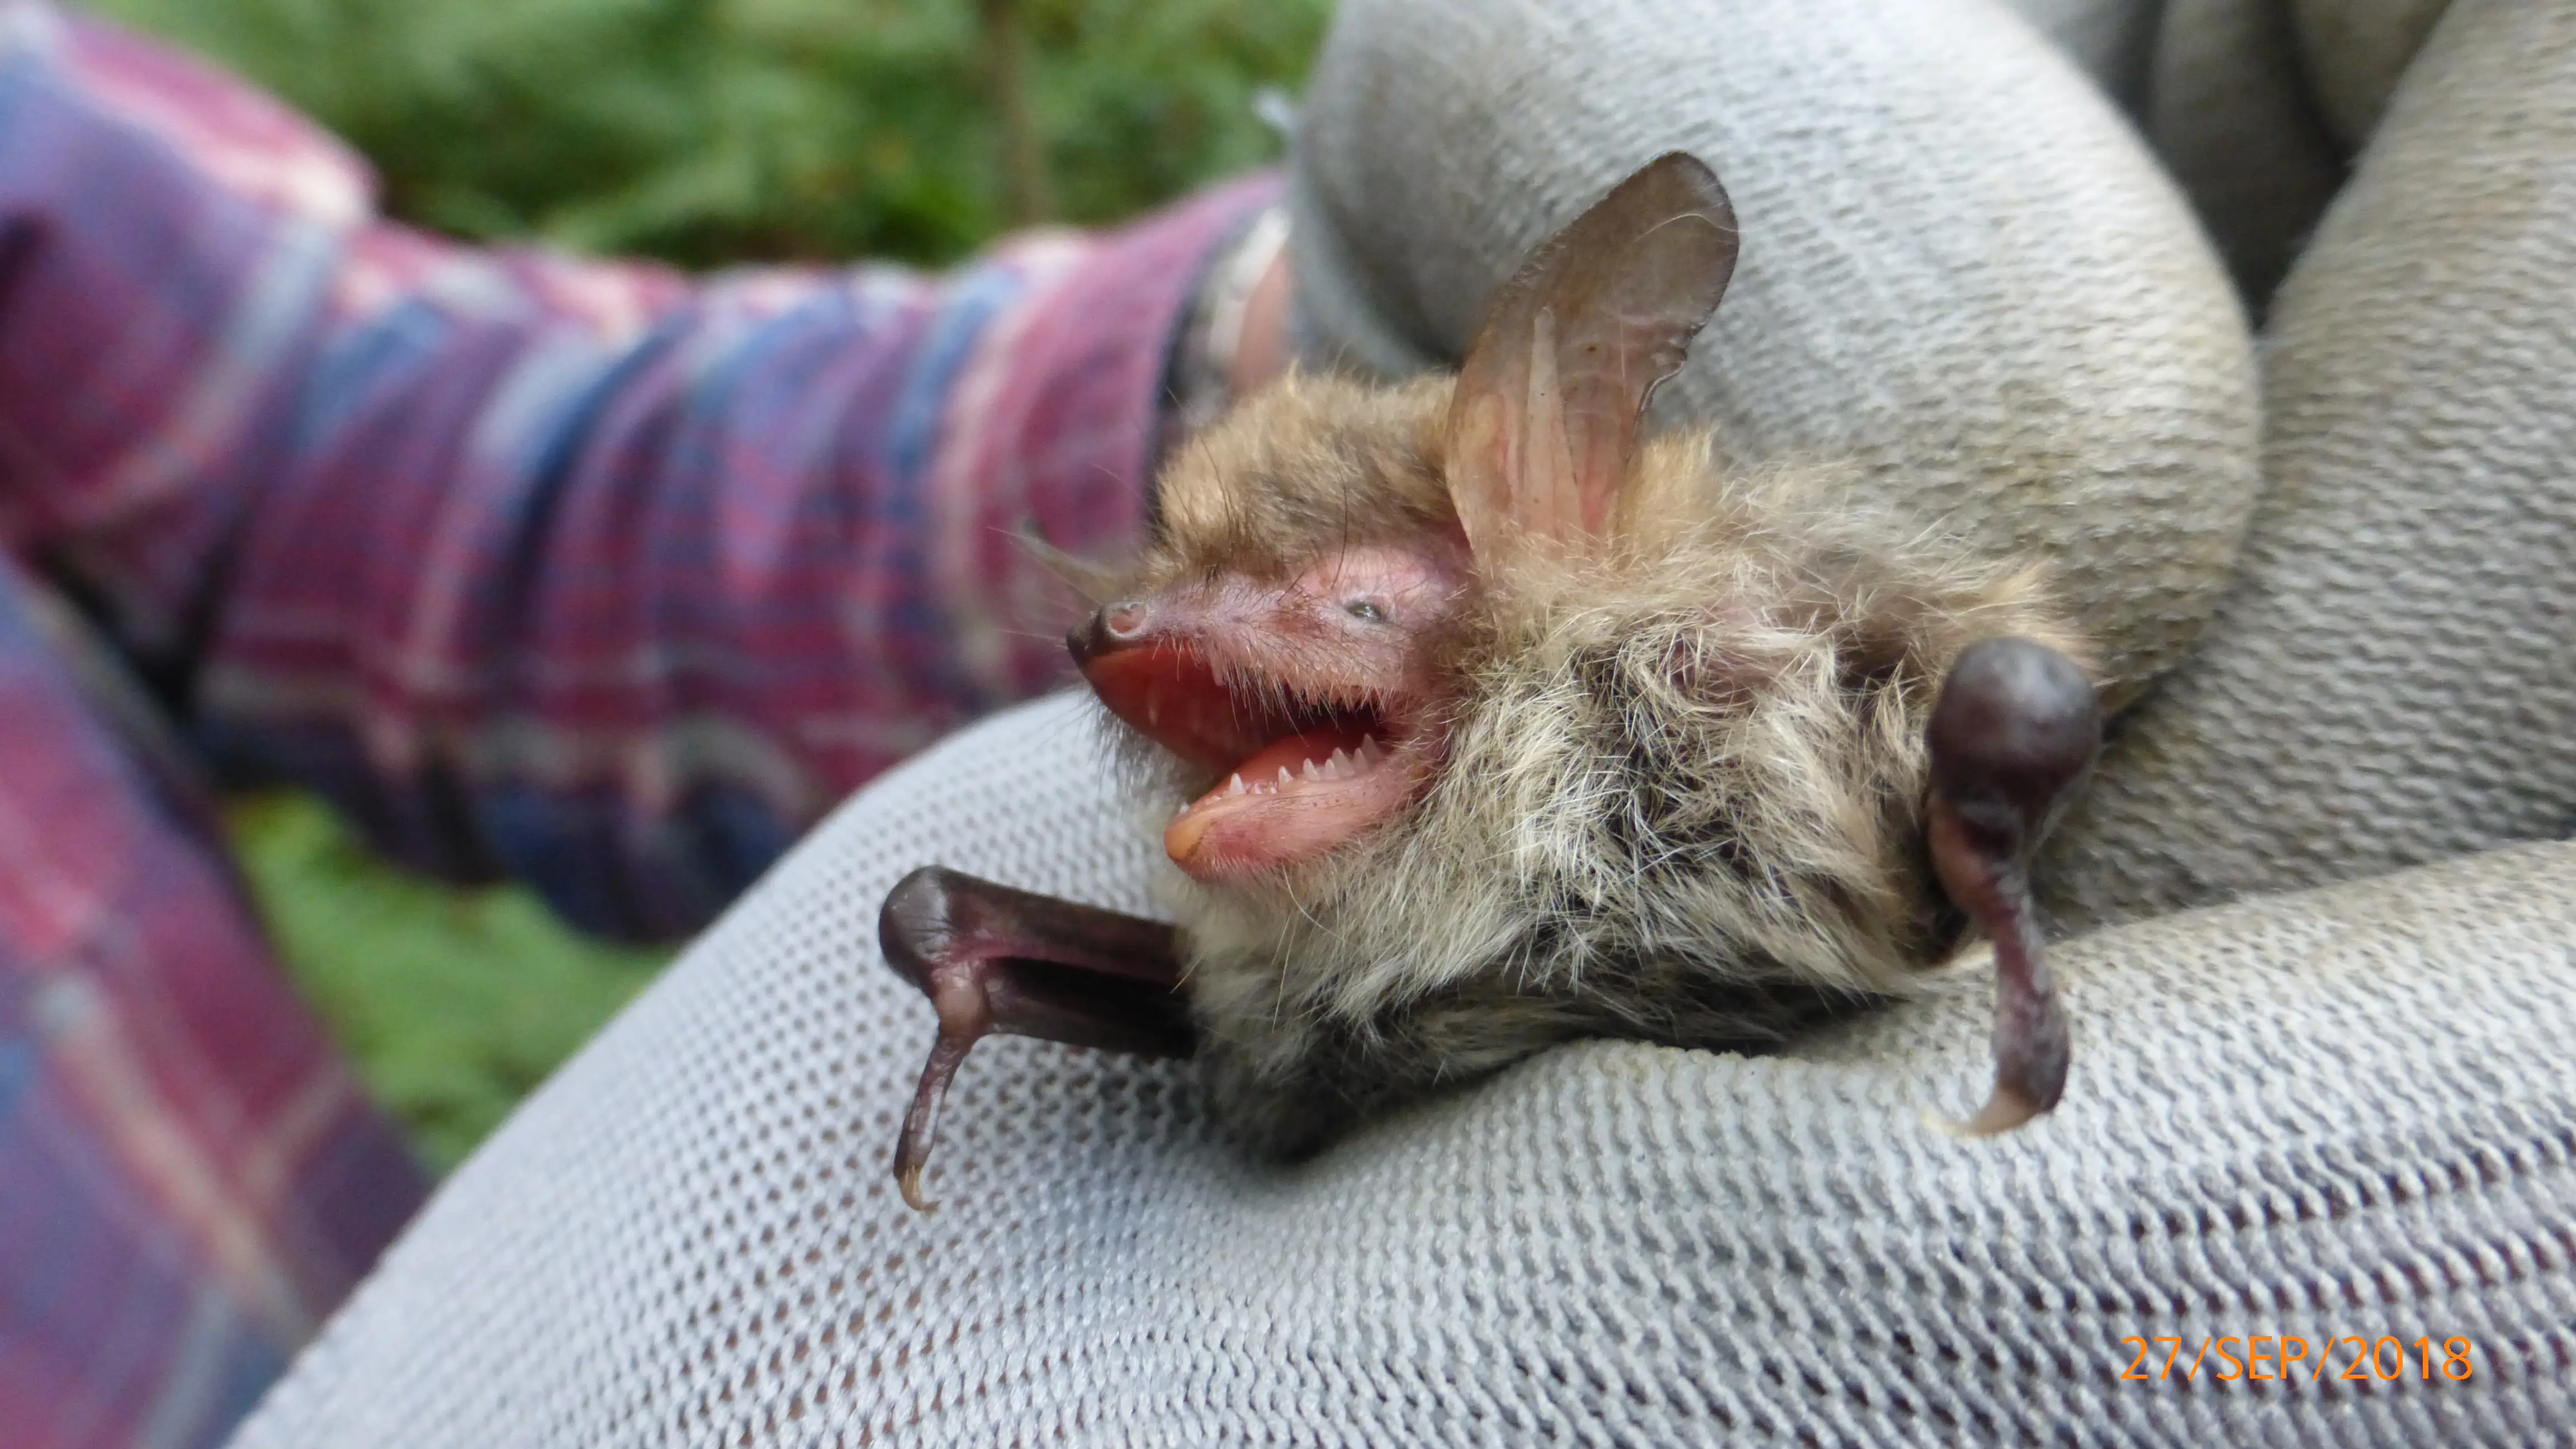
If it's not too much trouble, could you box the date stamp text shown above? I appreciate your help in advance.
[2119,1335,2476,1383]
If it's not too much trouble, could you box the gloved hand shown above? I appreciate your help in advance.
[2145,0,2451,307]
[2048,0,2576,926]
[1991,0,2168,109]
[1282,0,2261,694]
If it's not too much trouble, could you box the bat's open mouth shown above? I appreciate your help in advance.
[1076,642,1429,882]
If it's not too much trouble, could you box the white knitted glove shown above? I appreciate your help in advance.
[2288,0,2456,146]
[1996,0,2166,107]
[2146,0,2451,307]
[2049,0,2576,925]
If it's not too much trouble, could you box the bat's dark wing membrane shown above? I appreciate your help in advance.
[878,866,1192,1211]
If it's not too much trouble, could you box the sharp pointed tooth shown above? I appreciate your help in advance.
[1318,756,1341,781]
[1303,759,1321,781]
[1358,736,1382,765]
[1228,773,1246,797]
[1277,766,1294,786]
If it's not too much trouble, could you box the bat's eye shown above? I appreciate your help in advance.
[1343,599,1389,624]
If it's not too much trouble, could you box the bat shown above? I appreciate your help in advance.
[879,153,2101,1211]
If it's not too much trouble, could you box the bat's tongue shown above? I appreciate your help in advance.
[1164,724,1414,880]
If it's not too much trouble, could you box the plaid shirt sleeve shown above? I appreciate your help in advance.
[0,1,1280,943]
[0,6,1281,1447]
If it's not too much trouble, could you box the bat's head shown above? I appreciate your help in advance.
[1072,153,1748,886]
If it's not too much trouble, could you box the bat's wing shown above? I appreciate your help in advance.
[1444,151,1739,564]
[878,866,1192,1210]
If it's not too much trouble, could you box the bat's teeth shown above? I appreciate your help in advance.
[1302,759,1321,782]
[1327,747,1351,777]
[1357,736,1382,766]
[1227,773,1247,797]
[1277,766,1294,786]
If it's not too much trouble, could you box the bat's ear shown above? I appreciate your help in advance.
[1443,151,1739,566]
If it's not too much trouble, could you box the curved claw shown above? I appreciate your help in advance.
[896,1028,979,1212]
[1923,638,2100,1135]
[877,866,1193,1214]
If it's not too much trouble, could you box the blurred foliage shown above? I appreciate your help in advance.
[87,0,1325,266]
[92,0,1324,1168]
[227,794,670,1171]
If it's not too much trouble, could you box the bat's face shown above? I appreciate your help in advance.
[1068,377,1476,884]
[1071,541,1462,881]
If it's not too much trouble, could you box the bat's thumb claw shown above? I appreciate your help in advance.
[897,1162,937,1215]
[892,1029,974,1215]
[1923,1081,2050,1140]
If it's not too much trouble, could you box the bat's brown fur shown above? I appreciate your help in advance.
[1104,370,2089,1150]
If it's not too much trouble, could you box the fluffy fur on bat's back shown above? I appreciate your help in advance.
[1128,372,2085,1150]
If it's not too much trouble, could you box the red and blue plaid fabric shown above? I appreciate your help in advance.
[0,6,1277,1445]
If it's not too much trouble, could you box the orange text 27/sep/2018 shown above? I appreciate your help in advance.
[2119,1335,2477,1383]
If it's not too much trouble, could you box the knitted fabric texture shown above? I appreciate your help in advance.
[1994,0,2164,108]
[2047,0,2576,927]
[2291,0,2453,147]
[227,693,2576,1446]
[2147,0,2351,306]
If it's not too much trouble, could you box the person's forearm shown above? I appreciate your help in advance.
[198,185,1275,941]
[0,4,1279,939]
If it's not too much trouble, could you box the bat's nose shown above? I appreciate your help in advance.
[1067,600,1152,665]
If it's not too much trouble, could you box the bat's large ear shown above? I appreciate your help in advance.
[1443,151,1739,566]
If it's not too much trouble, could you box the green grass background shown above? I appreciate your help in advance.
[90,0,1327,1170]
